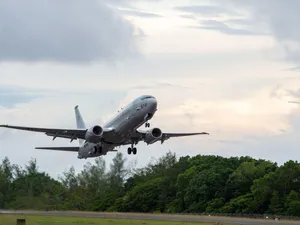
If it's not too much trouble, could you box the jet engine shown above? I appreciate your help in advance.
[144,128,162,144]
[85,125,103,143]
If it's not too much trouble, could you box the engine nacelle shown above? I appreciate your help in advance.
[85,125,103,143]
[144,128,162,144]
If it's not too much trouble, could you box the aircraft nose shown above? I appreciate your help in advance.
[150,98,157,112]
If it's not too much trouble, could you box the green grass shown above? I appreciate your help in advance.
[0,214,219,225]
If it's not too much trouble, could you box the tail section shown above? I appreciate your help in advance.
[75,105,86,145]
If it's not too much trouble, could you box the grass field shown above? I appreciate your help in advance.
[0,214,224,225]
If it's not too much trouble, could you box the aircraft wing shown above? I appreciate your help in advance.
[132,130,209,144]
[0,124,114,142]
[158,132,209,143]
[162,132,209,137]
[0,124,87,141]
[35,146,79,152]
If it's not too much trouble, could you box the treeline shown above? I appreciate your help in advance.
[1,152,300,216]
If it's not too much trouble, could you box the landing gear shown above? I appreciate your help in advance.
[127,147,137,155]
[93,146,102,154]
[145,122,150,128]
[98,146,102,154]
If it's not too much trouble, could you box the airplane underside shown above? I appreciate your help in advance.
[77,136,140,159]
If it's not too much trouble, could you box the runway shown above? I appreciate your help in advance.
[0,210,299,225]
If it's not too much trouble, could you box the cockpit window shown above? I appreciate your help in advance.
[132,95,154,104]
[141,96,153,100]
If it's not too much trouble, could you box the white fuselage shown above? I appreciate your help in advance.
[77,96,157,159]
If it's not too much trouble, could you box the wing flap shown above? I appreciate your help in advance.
[35,146,79,152]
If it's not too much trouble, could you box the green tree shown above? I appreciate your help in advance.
[122,177,163,212]
[268,191,283,215]
[7,158,66,210]
[284,190,300,216]
[2,152,300,216]
[0,157,14,208]
[224,160,276,200]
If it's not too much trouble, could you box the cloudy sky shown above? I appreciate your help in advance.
[1,0,300,178]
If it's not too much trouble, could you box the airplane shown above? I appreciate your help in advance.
[0,95,209,159]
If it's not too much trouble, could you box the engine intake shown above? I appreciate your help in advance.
[92,125,102,135]
[145,127,162,144]
[85,125,103,143]
[151,128,162,138]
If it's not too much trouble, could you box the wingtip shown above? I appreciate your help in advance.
[75,105,79,109]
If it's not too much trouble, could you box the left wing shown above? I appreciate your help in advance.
[157,132,209,144]
[130,130,209,145]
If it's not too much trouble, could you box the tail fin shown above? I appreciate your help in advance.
[74,105,86,145]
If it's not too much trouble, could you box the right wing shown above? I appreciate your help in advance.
[0,124,87,142]
[0,124,114,142]
[35,146,79,152]
[0,106,116,143]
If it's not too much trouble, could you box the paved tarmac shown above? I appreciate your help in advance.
[0,210,299,225]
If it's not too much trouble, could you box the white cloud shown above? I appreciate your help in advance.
[210,0,300,68]
[0,0,141,63]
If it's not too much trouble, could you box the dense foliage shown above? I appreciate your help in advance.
[1,152,300,216]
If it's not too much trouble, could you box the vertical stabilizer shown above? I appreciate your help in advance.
[74,105,86,145]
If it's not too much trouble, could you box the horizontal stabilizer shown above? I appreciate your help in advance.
[35,146,79,152]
